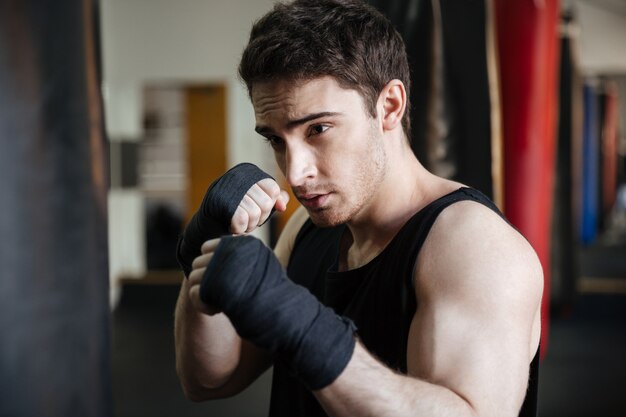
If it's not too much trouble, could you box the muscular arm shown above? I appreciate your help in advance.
[174,205,309,400]
[314,202,543,417]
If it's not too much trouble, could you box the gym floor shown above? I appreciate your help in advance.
[112,245,626,417]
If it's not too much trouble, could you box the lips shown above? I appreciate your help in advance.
[298,193,322,200]
[297,192,330,209]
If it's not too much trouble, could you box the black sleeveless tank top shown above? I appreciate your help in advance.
[268,187,539,417]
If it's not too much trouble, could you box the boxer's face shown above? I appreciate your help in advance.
[252,76,387,227]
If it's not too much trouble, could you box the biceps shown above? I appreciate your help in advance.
[406,303,530,416]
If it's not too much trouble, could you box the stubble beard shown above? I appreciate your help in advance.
[307,125,387,228]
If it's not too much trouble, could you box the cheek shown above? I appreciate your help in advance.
[318,134,362,173]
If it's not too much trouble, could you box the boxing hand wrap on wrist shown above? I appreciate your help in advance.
[176,163,273,276]
[200,235,357,390]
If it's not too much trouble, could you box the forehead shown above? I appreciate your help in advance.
[251,76,365,124]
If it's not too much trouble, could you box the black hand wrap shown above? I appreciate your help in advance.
[176,163,273,276]
[200,235,357,390]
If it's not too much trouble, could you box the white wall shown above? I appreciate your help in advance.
[569,0,626,75]
[101,0,276,166]
[101,0,277,287]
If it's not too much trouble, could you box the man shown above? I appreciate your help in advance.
[174,1,543,416]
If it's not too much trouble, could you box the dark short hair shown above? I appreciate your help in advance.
[238,0,411,137]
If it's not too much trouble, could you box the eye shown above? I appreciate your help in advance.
[263,135,284,149]
[308,124,330,136]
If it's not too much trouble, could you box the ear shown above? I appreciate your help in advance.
[377,79,407,132]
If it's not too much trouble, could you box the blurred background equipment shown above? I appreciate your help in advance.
[0,0,111,416]
[2,0,625,416]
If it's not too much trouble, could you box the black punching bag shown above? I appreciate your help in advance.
[368,0,434,162]
[550,10,580,312]
[436,0,498,201]
[0,1,111,416]
[370,0,500,203]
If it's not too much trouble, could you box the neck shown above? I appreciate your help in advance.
[341,141,437,270]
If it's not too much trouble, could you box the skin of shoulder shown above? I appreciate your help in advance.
[409,199,543,416]
[273,205,310,268]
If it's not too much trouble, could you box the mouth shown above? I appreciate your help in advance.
[297,193,330,209]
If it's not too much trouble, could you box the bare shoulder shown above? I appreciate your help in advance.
[415,197,543,359]
[274,205,309,268]
[415,197,543,352]
[415,199,543,333]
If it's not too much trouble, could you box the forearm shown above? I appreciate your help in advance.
[174,278,242,398]
[174,164,285,400]
[314,342,477,417]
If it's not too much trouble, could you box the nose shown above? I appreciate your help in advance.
[285,142,316,188]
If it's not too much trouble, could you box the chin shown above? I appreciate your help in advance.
[306,209,348,228]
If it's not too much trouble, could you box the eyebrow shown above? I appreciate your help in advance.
[255,111,343,135]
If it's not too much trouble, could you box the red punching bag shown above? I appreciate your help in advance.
[495,0,560,357]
